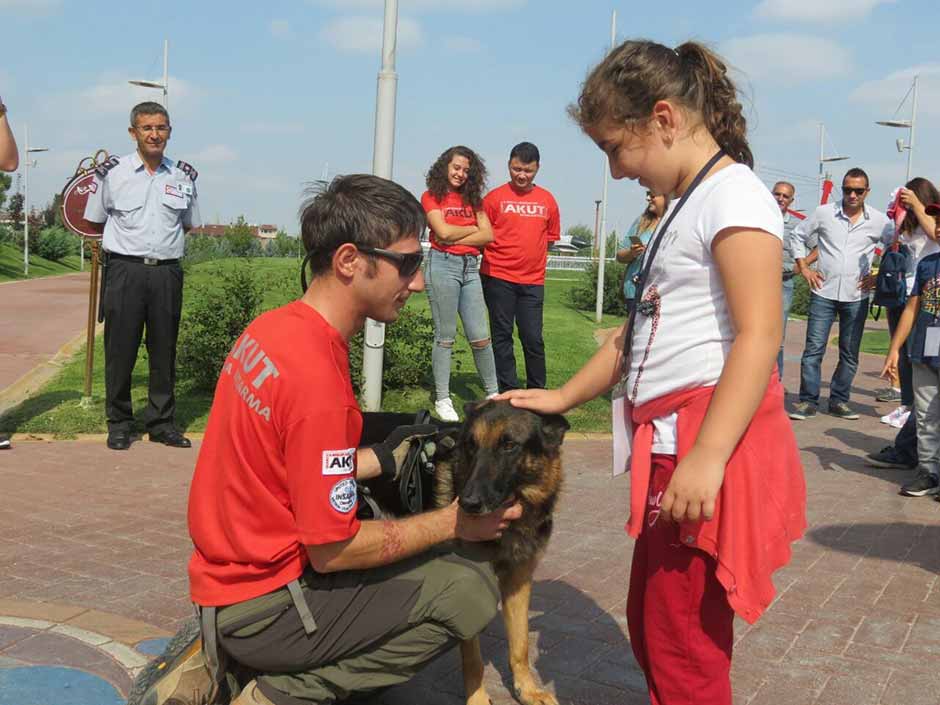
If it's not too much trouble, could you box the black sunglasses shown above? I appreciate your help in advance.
[842,186,868,196]
[357,246,424,277]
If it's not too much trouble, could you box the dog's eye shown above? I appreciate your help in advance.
[501,440,519,452]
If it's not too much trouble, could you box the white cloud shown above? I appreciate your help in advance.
[312,0,524,12]
[849,64,940,118]
[319,15,423,53]
[442,36,484,53]
[270,19,292,39]
[720,34,852,84]
[753,0,895,22]
[41,74,199,121]
[191,144,238,165]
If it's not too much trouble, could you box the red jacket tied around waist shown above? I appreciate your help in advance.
[627,376,806,624]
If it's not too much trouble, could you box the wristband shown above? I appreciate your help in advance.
[371,443,398,479]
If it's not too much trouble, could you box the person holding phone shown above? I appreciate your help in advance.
[617,191,668,312]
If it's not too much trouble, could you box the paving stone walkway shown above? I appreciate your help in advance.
[1,319,939,704]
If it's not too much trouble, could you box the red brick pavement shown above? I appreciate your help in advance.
[3,319,940,704]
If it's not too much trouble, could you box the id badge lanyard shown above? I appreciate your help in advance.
[612,150,726,477]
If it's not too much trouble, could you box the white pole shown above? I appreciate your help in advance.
[906,75,917,182]
[594,10,616,323]
[362,0,399,411]
[163,39,169,111]
[80,237,84,271]
[23,124,29,277]
[818,122,824,203]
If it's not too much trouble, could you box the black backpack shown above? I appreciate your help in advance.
[873,242,908,309]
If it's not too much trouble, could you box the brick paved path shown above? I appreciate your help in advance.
[2,319,940,704]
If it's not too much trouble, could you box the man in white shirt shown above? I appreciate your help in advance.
[789,168,894,420]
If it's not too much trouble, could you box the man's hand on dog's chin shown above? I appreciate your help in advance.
[452,499,523,542]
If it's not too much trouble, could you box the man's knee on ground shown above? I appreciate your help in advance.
[422,557,499,641]
[470,338,491,349]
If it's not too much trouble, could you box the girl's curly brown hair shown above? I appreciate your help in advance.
[900,177,940,235]
[425,145,488,209]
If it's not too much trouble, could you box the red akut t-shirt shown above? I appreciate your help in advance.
[188,301,362,606]
[482,183,560,285]
[421,190,482,257]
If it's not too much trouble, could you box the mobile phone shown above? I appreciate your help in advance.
[629,235,644,247]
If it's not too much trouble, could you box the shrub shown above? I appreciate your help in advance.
[348,306,434,393]
[566,260,627,316]
[35,227,77,262]
[790,275,810,317]
[0,224,15,245]
[177,265,264,390]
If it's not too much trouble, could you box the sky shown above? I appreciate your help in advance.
[3,0,939,239]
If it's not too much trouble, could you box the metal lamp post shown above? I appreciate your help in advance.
[22,125,49,276]
[817,123,849,202]
[876,74,918,182]
[129,39,169,110]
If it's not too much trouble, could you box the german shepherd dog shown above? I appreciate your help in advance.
[433,399,569,705]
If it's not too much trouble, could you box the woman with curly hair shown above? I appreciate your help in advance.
[421,146,499,421]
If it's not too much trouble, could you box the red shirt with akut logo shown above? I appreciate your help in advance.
[188,301,363,607]
[482,183,561,285]
[421,190,482,257]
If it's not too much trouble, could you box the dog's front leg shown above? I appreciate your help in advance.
[500,563,558,705]
[460,636,491,705]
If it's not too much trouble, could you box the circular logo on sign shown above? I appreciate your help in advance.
[61,171,103,239]
[329,478,357,514]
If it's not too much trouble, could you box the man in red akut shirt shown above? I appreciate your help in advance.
[482,142,561,392]
[142,175,521,705]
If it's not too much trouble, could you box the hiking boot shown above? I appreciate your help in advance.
[132,628,216,705]
[788,402,817,421]
[232,680,277,705]
[875,387,903,403]
[434,398,459,422]
[828,402,859,420]
[899,471,940,498]
[867,446,917,470]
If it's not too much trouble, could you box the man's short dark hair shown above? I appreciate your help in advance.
[130,101,170,127]
[299,174,426,277]
[843,168,869,188]
[509,142,540,164]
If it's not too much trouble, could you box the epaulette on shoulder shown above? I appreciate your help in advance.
[176,160,198,182]
[94,155,120,179]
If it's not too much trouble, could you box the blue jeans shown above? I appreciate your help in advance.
[798,293,869,406]
[778,276,795,379]
[425,249,498,401]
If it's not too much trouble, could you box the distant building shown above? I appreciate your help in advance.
[189,223,281,240]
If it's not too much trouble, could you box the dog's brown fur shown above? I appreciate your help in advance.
[432,399,569,705]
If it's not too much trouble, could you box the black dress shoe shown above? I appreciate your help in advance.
[107,429,131,450]
[150,429,192,448]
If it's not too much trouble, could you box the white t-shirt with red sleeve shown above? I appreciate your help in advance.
[482,183,561,285]
[421,190,481,257]
[188,300,363,607]
[626,164,783,453]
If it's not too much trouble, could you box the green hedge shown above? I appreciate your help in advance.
[566,260,628,316]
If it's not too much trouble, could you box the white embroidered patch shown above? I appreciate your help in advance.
[329,478,357,514]
[322,448,355,475]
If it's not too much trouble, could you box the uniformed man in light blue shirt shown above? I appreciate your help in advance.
[788,167,894,422]
[84,101,201,450]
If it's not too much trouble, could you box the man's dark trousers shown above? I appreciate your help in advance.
[102,257,183,433]
[481,274,546,392]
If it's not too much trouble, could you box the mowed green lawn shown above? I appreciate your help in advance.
[0,258,623,435]
[0,242,85,282]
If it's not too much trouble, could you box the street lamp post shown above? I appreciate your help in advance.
[22,124,50,277]
[876,74,918,182]
[129,39,169,110]
[818,123,849,203]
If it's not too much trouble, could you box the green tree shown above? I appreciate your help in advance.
[224,216,258,258]
[7,192,23,226]
[36,226,76,262]
[270,230,303,258]
[42,194,64,228]
[565,224,593,245]
[0,173,11,212]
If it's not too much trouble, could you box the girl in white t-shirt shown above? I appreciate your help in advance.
[501,40,805,705]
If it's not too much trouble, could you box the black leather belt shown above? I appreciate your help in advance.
[108,252,180,266]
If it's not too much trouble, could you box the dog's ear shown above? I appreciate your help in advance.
[539,413,570,451]
[463,400,484,418]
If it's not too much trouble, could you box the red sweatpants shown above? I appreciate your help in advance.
[626,454,735,705]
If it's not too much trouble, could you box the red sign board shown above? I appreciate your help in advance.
[61,172,102,239]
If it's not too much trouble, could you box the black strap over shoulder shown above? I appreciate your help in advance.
[619,150,726,372]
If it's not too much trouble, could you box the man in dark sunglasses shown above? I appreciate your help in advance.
[789,168,895,422]
[142,174,521,705]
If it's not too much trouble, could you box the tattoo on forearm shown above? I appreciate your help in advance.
[379,520,406,563]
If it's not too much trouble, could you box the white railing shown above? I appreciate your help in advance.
[546,255,615,272]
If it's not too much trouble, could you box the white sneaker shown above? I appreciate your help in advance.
[485,392,499,400]
[880,405,909,426]
[434,398,459,422]
[888,410,911,429]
